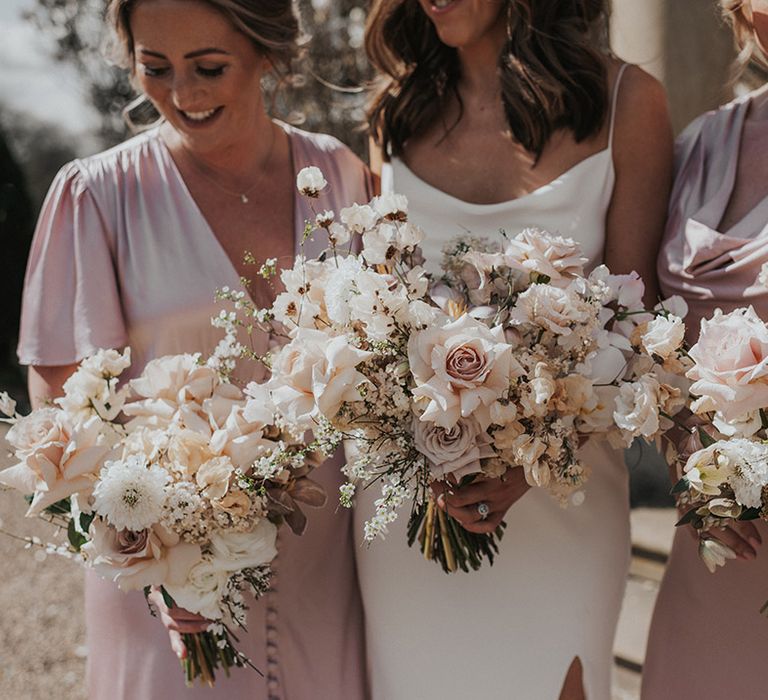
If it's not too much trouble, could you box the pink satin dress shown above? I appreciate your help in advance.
[17,123,372,700]
[643,93,768,698]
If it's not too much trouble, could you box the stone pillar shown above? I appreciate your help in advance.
[611,0,736,133]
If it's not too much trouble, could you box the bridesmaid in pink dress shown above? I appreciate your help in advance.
[17,1,371,698]
[642,2,768,697]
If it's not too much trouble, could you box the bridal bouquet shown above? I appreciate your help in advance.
[229,167,688,573]
[0,342,332,685]
[671,306,768,579]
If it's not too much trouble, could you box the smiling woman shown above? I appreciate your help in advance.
[15,1,373,699]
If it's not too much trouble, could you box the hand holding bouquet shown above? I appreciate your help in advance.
[229,167,689,573]
[0,339,333,685]
[671,306,768,581]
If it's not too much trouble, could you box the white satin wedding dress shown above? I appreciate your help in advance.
[355,65,631,700]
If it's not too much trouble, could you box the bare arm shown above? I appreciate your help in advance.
[604,66,674,308]
[27,364,79,409]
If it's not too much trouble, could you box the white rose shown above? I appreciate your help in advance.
[164,557,230,620]
[296,166,327,197]
[208,519,278,572]
[641,315,686,359]
[413,416,496,481]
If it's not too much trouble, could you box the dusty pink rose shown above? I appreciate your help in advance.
[687,306,768,421]
[409,314,520,429]
[82,520,201,591]
[413,416,496,481]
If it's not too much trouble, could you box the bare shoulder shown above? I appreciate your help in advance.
[614,64,671,136]
[611,64,673,169]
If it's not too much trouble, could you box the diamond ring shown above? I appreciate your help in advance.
[476,502,490,520]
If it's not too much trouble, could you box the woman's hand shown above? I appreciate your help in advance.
[147,588,211,659]
[432,469,530,534]
[671,418,763,561]
[701,522,762,562]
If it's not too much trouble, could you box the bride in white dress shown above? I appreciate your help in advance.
[357,1,673,698]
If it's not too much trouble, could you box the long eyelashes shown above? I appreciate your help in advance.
[140,65,227,79]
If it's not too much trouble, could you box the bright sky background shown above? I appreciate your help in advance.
[0,0,100,141]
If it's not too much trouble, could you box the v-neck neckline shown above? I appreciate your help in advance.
[694,94,768,239]
[154,123,299,306]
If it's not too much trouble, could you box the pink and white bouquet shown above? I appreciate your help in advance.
[234,167,688,573]
[0,342,332,685]
[671,306,768,579]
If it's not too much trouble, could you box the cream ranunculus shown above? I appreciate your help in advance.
[0,413,111,516]
[509,284,591,336]
[208,519,278,572]
[687,306,768,421]
[83,520,202,592]
[502,228,587,286]
[413,415,496,481]
[409,314,520,429]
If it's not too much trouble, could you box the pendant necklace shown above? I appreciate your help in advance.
[182,123,276,204]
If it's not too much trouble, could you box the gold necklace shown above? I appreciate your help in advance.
[181,123,277,204]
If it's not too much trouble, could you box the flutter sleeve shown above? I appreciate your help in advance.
[17,161,128,366]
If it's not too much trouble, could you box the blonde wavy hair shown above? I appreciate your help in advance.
[721,0,768,74]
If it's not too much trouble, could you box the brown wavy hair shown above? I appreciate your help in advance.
[720,0,768,74]
[107,0,302,74]
[367,0,611,161]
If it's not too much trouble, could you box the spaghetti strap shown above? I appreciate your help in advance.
[608,63,629,151]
